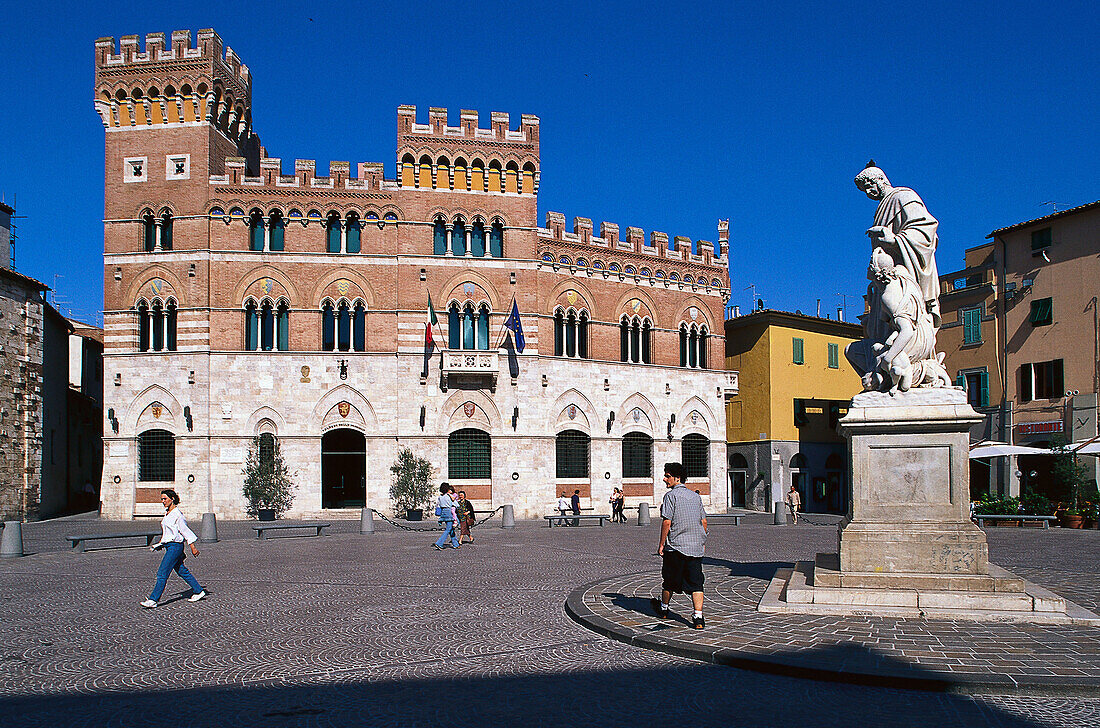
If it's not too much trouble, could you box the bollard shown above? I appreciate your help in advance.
[360,507,375,534]
[1,521,24,558]
[501,504,515,528]
[773,500,788,525]
[638,502,651,526]
[200,513,219,543]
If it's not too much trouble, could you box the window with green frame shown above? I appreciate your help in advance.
[448,428,491,479]
[792,337,804,365]
[827,342,839,368]
[1029,297,1053,326]
[962,307,983,344]
[956,370,989,409]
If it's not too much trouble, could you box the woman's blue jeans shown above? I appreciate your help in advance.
[150,542,202,600]
[434,519,460,548]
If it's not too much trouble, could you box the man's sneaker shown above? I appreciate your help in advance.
[650,598,669,619]
[693,615,705,630]
[188,590,206,603]
[140,599,157,609]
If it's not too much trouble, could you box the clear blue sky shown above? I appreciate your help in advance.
[2,1,1098,326]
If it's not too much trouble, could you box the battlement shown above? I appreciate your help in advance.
[397,105,539,148]
[539,212,729,272]
[209,156,398,191]
[94,29,251,90]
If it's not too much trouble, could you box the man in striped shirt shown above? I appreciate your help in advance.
[651,462,708,629]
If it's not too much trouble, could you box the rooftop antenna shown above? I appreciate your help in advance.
[837,292,852,320]
[1040,201,1069,213]
[744,283,757,311]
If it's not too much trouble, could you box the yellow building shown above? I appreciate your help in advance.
[724,310,862,514]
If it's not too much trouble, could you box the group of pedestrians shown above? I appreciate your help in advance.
[432,483,476,550]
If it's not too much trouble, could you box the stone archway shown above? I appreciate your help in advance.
[321,428,366,509]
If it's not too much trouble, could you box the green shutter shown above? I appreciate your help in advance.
[1029,298,1053,325]
[955,372,965,388]
[793,337,804,365]
[979,370,989,407]
[827,342,839,368]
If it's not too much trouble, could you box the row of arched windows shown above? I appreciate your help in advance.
[322,300,366,352]
[244,299,290,351]
[136,299,177,352]
[432,217,505,257]
[448,303,492,350]
[543,253,725,289]
[620,316,653,364]
[401,155,536,194]
[142,212,173,251]
[553,308,590,358]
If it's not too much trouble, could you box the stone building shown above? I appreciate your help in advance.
[724,310,861,514]
[93,30,733,519]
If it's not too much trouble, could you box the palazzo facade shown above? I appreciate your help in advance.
[94,29,733,519]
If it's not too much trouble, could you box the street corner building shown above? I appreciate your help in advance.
[93,30,734,519]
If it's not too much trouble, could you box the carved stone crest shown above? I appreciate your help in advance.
[689,306,699,321]
[633,408,642,423]
[463,401,476,418]
[335,279,350,297]
[337,401,351,418]
[151,404,162,419]
[566,290,577,305]
[300,365,311,383]
[463,282,476,298]
[567,404,577,420]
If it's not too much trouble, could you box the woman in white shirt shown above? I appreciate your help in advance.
[142,489,206,608]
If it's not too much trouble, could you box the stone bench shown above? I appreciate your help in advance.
[705,513,743,526]
[544,514,609,528]
[66,531,161,553]
[252,522,331,539]
[973,515,1057,529]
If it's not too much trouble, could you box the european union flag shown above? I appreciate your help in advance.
[503,299,525,353]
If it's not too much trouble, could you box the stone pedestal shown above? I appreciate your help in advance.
[759,388,1099,623]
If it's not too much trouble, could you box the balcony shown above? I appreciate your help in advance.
[723,371,739,398]
[441,350,500,392]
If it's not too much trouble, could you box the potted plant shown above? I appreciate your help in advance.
[242,435,297,521]
[972,495,1021,525]
[1051,436,1089,528]
[390,447,434,521]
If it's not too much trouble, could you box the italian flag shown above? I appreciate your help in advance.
[426,294,441,348]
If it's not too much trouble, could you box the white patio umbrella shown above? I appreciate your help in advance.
[1070,436,1100,456]
[968,440,1053,459]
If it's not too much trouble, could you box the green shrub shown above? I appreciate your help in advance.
[241,435,297,518]
[1020,492,1054,516]
[389,448,435,515]
[972,495,1020,516]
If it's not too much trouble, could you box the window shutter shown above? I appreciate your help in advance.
[955,372,965,388]
[828,342,839,368]
[793,337,804,365]
[1020,363,1033,403]
[1053,359,1064,396]
[979,370,989,407]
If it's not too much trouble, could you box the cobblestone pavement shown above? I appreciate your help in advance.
[1,516,1099,727]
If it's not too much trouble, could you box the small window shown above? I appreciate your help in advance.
[792,337,805,365]
[622,432,652,479]
[963,307,983,344]
[1031,227,1052,252]
[963,370,990,409]
[1029,297,1053,326]
[165,154,190,180]
[138,429,175,481]
[555,430,590,479]
[124,156,147,183]
[827,342,839,369]
[448,428,491,480]
[682,434,709,479]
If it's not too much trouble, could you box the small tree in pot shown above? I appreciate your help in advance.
[242,434,297,520]
[390,447,434,520]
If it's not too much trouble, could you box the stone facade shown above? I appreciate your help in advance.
[94,30,733,519]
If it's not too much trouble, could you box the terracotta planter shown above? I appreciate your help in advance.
[1058,513,1085,529]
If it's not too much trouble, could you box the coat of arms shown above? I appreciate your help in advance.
[463,282,476,298]
[463,401,476,418]
[691,411,699,425]
[566,290,577,305]
[149,279,164,297]
[633,408,642,423]
[689,306,699,321]
[151,404,163,419]
[629,298,642,314]
[337,401,351,418]
[260,278,274,295]
[567,404,577,420]
[336,279,351,297]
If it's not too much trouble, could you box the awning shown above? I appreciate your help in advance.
[1070,437,1100,456]
[969,441,1052,458]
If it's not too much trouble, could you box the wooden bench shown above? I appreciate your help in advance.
[252,522,331,539]
[973,515,1057,529]
[544,514,609,528]
[66,530,161,553]
[705,513,743,525]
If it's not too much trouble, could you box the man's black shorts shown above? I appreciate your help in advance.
[661,548,704,594]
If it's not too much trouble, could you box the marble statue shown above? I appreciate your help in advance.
[846,164,950,392]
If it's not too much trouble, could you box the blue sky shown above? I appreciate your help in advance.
[1,1,1098,325]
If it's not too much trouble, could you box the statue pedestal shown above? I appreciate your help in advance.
[760,389,1099,623]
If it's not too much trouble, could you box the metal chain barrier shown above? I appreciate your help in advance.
[793,513,839,527]
[372,505,505,532]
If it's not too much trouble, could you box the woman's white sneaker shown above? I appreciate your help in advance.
[140,599,157,608]
[188,590,206,602]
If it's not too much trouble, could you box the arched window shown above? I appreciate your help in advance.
[790,453,808,469]
[433,218,447,256]
[326,212,341,253]
[454,157,468,190]
[488,160,503,192]
[489,220,504,257]
[565,310,577,357]
[554,309,564,356]
[682,434,709,479]
[249,210,264,251]
[245,300,259,350]
[620,317,630,362]
[578,311,589,359]
[337,300,351,351]
[321,301,335,351]
[699,326,708,369]
[142,213,155,252]
[276,301,289,351]
[448,428,491,480]
[622,432,653,479]
[556,430,590,479]
[625,265,637,275]
[353,302,366,351]
[688,326,698,368]
[462,304,475,349]
[553,308,587,358]
[418,155,433,188]
[137,301,150,351]
[521,162,536,194]
[436,156,450,189]
[260,300,275,351]
[470,220,486,257]
[451,217,467,256]
[269,210,285,251]
[680,324,707,368]
[401,153,415,187]
[138,429,175,482]
[345,213,361,254]
[471,159,486,191]
[505,161,519,194]
[151,300,164,351]
[166,300,177,351]
[477,305,489,350]
[160,212,173,250]
[679,325,688,367]
[448,303,460,349]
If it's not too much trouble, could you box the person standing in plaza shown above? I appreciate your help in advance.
[557,493,571,526]
[786,484,802,524]
[433,484,461,550]
[652,462,707,629]
[571,489,581,527]
[142,489,205,608]
[609,488,625,523]
[456,490,476,544]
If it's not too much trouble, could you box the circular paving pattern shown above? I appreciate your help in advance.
[566,562,1100,696]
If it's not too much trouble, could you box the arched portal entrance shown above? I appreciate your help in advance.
[321,428,366,508]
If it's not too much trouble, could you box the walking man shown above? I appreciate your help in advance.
[557,493,571,526]
[652,462,707,629]
[571,489,581,527]
[786,484,802,524]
